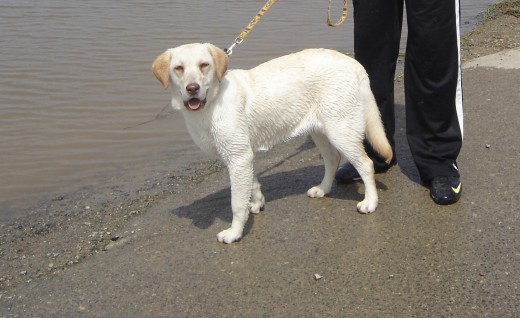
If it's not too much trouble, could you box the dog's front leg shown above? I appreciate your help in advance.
[217,151,254,244]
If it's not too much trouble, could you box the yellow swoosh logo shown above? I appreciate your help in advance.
[452,183,462,194]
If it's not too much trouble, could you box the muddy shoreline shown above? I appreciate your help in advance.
[1,0,519,292]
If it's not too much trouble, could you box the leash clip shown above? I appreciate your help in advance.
[224,0,276,56]
[225,38,243,56]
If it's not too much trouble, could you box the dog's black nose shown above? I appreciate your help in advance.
[186,83,200,95]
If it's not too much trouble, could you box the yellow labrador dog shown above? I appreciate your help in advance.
[152,43,392,243]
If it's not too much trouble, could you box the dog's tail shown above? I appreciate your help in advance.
[361,76,393,164]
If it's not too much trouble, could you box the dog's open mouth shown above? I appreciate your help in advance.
[184,98,206,111]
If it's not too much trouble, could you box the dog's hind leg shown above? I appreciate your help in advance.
[307,132,341,198]
[350,153,378,213]
[327,133,379,213]
[249,176,265,214]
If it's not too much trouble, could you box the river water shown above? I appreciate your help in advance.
[0,0,497,221]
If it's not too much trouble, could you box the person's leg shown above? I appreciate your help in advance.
[336,0,402,182]
[404,0,463,203]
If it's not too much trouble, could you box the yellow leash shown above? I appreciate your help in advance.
[225,0,348,55]
[327,0,348,27]
[225,0,278,55]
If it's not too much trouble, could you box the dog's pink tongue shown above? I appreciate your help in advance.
[187,98,201,110]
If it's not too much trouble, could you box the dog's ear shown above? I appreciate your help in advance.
[207,44,228,81]
[151,51,171,89]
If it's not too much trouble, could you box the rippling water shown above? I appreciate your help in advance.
[0,0,496,220]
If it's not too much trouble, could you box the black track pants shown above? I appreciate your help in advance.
[353,0,463,182]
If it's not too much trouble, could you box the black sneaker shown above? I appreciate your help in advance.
[335,161,395,184]
[430,176,462,205]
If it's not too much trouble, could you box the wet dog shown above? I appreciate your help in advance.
[152,43,392,243]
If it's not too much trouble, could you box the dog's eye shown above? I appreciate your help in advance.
[200,62,209,70]
[174,65,184,73]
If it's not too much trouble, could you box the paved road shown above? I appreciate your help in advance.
[1,49,519,317]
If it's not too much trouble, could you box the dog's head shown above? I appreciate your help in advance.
[151,43,228,111]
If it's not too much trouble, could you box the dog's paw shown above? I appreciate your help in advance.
[356,199,377,214]
[249,196,265,214]
[217,228,242,244]
[249,201,264,214]
[307,186,326,198]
